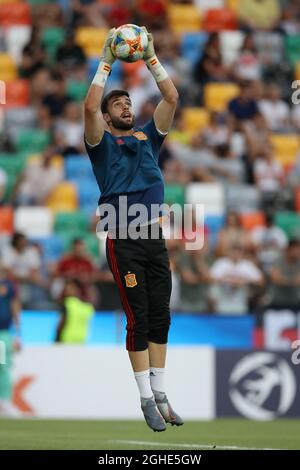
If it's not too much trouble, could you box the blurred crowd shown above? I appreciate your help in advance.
[1,0,300,315]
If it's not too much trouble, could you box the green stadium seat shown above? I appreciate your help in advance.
[42,27,65,61]
[54,211,89,235]
[164,184,185,207]
[83,233,101,260]
[284,35,300,66]
[275,211,300,239]
[0,153,28,200]
[16,129,50,153]
[66,80,89,102]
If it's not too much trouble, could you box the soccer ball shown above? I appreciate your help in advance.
[110,24,148,63]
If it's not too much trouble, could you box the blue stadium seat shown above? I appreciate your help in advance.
[65,155,94,180]
[180,32,208,65]
[77,178,100,215]
[31,235,65,262]
[204,214,225,247]
[88,57,122,82]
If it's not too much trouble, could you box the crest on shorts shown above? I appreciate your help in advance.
[133,131,148,141]
[125,272,137,288]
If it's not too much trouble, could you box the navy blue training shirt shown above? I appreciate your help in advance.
[85,118,166,228]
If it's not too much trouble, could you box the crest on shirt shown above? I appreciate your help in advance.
[125,272,137,288]
[133,131,148,141]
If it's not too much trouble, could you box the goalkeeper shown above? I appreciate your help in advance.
[84,27,183,432]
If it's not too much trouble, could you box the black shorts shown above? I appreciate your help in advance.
[106,224,172,351]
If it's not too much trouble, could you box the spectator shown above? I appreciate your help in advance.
[250,213,288,272]
[176,249,211,313]
[13,146,64,206]
[54,101,85,155]
[258,84,290,131]
[211,143,245,184]
[228,81,259,127]
[215,212,250,258]
[238,0,281,31]
[136,0,167,31]
[268,239,300,309]
[0,260,20,417]
[234,34,262,81]
[42,73,70,117]
[56,31,87,78]
[201,112,231,148]
[56,279,95,344]
[19,27,47,78]
[210,244,264,314]
[253,144,284,210]
[54,238,97,304]
[193,33,228,85]
[1,233,49,308]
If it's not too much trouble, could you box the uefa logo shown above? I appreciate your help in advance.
[229,352,297,420]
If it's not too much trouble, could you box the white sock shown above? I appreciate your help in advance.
[150,367,165,394]
[134,370,153,399]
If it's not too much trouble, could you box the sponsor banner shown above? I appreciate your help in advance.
[216,350,300,419]
[12,346,214,420]
[263,309,300,351]
[21,311,255,348]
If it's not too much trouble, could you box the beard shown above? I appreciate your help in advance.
[110,115,135,131]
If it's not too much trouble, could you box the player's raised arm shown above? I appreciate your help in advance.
[142,27,179,134]
[84,28,115,146]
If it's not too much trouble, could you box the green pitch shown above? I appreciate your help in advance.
[0,419,299,450]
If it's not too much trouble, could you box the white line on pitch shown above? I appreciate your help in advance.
[108,440,278,450]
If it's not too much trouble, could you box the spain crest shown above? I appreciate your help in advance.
[133,131,148,141]
[125,272,137,288]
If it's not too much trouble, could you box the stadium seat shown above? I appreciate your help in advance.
[42,27,65,61]
[164,184,185,207]
[0,206,14,234]
[14,206,53,238]
[220,31,245,66]
[195,0,225,11]
[83,233,101,260]
[202,8,237,32]
[5,26,32,64]
[4,106,37,143]
[5,80,29,107]
[270,134,299,168]
[240,212,266,230]
[66,80,89,102]
[168,5,201,33]
[77,178,99,216]
[185,183,225,216]
[16,129,50,153]
[225,184,261,212]
[30,235,65,262]
[54,211,89,234]
[182,107,210,133]
[0,3,31,26]
[204,83,239,112]
[227,0,239,10]
[275,211,300,239]
[180,32,208,66]
[46,182,78,212]
[204,214,225,247]
[254,32,284,66]
[285,35,300,66]
[0,54,17,82]
[65,155,94,180]
[0,153,27,200]
[75,27,107,57]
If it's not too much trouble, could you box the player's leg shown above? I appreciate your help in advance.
[146,235,184,426]
[106,235,166,431]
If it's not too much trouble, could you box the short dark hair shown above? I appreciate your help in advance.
[101,89,130,114]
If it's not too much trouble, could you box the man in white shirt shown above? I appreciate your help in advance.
[258,84,290,131]
[210,244,264,314]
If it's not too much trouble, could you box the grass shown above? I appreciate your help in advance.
[0,418,299,450]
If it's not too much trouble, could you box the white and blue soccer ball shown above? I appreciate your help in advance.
[111,24,148,63]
